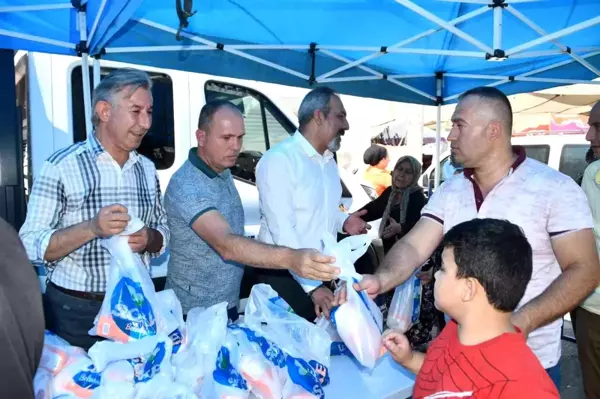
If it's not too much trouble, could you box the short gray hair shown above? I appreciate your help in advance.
[91,68,153,127]
[297,87,338,130]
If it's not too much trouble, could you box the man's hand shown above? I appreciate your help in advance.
[382,217,402,239]
[333,274,383,306]
[89,204,130,238]
[383,329,413,365]
[343,210,371,236]
[511,310,533,339]
[128,227,150,253]
[289,249,339,281]
[311,286,335,319]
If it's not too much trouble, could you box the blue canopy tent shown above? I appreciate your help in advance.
[1,0,600,186]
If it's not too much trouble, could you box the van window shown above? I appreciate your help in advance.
[559,144,589,181]
[204,81,295,183]
[71,66,176,170]
[522,145,550,164]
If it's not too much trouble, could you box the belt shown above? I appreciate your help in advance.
[49,281,105,302]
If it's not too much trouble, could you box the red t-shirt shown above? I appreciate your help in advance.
[412,321,559,399]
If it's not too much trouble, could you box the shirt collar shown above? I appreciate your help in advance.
[293,130,335,161]
[464,145,527,179]
[188,147,220,179]
[86,132,140,164]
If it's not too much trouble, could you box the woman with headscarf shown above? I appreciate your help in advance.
[362,145,392,196]
[359,155,425,253]
[358,156,444,350]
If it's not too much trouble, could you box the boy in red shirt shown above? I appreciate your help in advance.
[383,218,559,398]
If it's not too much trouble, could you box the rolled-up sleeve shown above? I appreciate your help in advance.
[257,152,321,292]
[19,161,66,265]
[149,174,170,256]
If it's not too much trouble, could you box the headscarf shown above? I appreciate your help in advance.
[378,155,422,238]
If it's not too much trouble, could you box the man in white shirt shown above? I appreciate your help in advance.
[575,100,600,398]
[344,86,599,389]
[256,87,369,320]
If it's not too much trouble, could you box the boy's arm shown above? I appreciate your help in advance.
[397,351,426,375]
[382,329,425,374]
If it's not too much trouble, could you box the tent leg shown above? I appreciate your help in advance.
[434,76,443,189]
[93,58,101,89]
[78,10,92,137]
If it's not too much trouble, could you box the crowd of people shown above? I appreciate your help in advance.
[3,66,600,398]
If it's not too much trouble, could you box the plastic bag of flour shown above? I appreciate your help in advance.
[90,226,163,343]
[387,271,422,332]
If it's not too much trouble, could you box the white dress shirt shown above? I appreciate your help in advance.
[256,131,349,292]
[581,160,600,316]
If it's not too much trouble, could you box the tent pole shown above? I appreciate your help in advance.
[434,76,443,190]
[0,4,72,13]
[317,5,490,81]
[395,0,493,54]
[0,28,74,49]
[105,45,214,53]
[87,0,107,49]
[78,10,92,137]
[93,58,101,89]
[507,15,600,56]
[493,4,502,51]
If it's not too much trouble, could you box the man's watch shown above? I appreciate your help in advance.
[307,284,324,299]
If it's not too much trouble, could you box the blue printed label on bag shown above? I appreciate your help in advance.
[128,341,166,383]
[213,346,248,390]
[229,325,286,367]
[411,277,422,324]
[73,364,102,390]
[169,329,183,354]
[110,277,156,339]
[286,356,328,397]
[330,341,352,357]
[268,295,296,314]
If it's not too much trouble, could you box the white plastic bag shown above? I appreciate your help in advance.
[330,280,384,369]
[90,234,162,343]
[53,356,102,398]
[203,329,250,399]
[38,330,87,375]
[387,272,422,332]
[245,284,331,368]
[315,317,351,358]
[88,333,173,382]
[156,289,185,354]
[323,233,385,370]
[229,324,286,399]
[34,368,53,399]
[321,232,371,281]
[135,373,197,399]
[244,285,331,398]
[91,361,136,399]
[172,302,229,395]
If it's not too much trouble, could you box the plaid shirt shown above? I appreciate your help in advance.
[19,134,169,292]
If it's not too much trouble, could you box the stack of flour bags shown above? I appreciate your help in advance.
[33,219,334,398]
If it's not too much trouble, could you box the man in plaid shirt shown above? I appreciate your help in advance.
[19,68,169,350]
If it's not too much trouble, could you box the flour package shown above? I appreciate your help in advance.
[203,329,250,399]
[38,330,87,376]
[324,233,385,370]
[34,368,54,399]
[171,302,229,395]
[244,284,331,398]
[387,271,422,332]
[52,356,102,398]
[156,289,186,354]
[315,317,352,358]
[90,223,164,343]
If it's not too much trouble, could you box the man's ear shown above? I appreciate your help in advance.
[314,109,324,126]
[488,120,503,141]
[95,101,111,124]
[196,129,207,147]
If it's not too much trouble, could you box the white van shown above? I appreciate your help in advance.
[14,52,382,287]
[420,134,590,194]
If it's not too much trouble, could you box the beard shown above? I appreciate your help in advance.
[327,134,342,153]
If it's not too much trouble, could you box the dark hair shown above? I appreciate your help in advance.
[298,87,338,130]
[363,145,388,166]
[459,86,513,134]
[197,100,242,131]
[442,218,532,312]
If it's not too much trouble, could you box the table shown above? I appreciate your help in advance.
[324,353,415,398]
